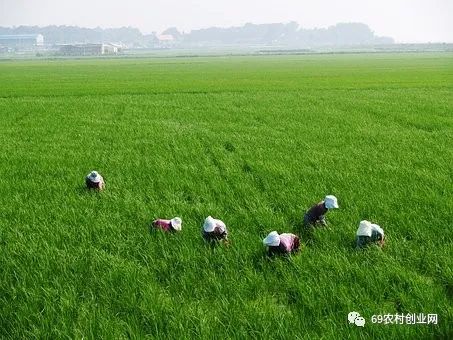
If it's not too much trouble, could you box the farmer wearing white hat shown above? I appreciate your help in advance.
[263,231,300,255]
[152,217,182,232]
[356,220,385,248]
[85,170,105,190]
[303,195,339,227]
[202,216,228,243]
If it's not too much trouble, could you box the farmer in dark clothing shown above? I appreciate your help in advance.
[356,220,385,248]
[85,170,105,190]
[202,216,228,243]
[303,195,339,227]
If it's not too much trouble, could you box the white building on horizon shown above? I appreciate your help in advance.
[0,34,44,50]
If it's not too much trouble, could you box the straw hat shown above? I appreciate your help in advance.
[357,220,372,237]
[203,216,216,232]
[170,217,182,231]
[324,195,339,209]
[263,231,280,246]
[87,170,102,183]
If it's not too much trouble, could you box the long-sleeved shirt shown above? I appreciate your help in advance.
[305,201,328,224]
[152,219,173,232]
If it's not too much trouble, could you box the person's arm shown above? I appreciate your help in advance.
[378,234,385,247]
[292,236,300,252]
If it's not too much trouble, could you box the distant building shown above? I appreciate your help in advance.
[0,34,44,50]
[105,43,124,53]
[58,43,122,56]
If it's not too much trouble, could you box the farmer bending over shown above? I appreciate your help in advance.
[152,217,182,232]
[85,170,105,190]
[356,220,385,248]
[263,231,300,256]
[202,216,228,243]
[303,195,339,227]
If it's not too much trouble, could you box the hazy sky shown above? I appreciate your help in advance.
[1,0,452,42]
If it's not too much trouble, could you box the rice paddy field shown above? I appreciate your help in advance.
[0,53,452,339]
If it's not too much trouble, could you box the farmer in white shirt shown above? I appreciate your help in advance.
[356,220,385,248]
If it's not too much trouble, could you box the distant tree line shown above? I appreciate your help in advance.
[183,22,393,46]
[0,22,393,48]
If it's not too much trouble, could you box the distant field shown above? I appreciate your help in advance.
[0,53,452,339]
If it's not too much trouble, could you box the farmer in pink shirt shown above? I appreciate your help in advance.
[152,217,182,232]
[263,231,300,256]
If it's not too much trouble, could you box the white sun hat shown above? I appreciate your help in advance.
[324,195,339,209]
[371,223,384,236]
[87,170,102,183]
[263,231,281,246]
[170,217,182,231]
[357,220,372,237]
[203,216,216,232]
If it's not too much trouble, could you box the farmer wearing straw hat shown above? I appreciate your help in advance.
[202,216,228,243]
[152,217,182,232]
[303,195,339,227]
[85,170,105,190]
[356,220,385,248]
[263,231,300,256]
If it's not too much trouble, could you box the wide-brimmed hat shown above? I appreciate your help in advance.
[324,195,339,209]
[371,223,384,236]
[203,216,216,232]
[357,220,372,237]
[87,170,102,183]
[263,231,280,246]
[170,217,182,231]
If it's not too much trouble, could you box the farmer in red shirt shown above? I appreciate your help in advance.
[152,217,182,232]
